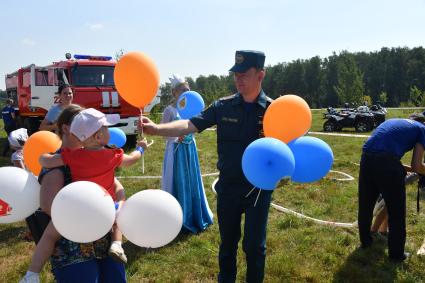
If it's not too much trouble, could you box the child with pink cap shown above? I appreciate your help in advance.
[20,108,146,283]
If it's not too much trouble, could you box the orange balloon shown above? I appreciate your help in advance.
[23,131,62,175]
[263,95,312,143]
[114,51,160,108]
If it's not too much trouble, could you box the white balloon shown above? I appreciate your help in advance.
[51,181,115,243]
[117,189,183,248]
[0,167,40,223]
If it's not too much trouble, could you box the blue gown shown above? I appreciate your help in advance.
[161,106,213,233]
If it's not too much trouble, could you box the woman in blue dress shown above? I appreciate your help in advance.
[160,74,213,233]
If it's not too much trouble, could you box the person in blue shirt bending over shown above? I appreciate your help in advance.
[358,113,425,262]
[2,98,17,156]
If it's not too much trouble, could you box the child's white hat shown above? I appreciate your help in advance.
[8,128,28,148]
[70,108,120,142]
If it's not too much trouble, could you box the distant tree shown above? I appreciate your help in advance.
[304,56,323,108]
[409,86,424,106]
[321,55,339,107]
[378,91,388,106]
[154,46,425,109]
[333,52,364,106]
[157,83,173,112]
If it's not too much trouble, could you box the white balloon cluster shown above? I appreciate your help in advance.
[51,183,183,247]
[117,189,183,248]
[51,181,116,243]
[0,171,183,248]
[0,167,40,224]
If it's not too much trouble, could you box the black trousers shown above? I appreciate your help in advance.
[358,152,406,258]
[216,179,272,283]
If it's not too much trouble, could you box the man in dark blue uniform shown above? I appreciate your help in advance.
[2,98,17,156]
[141,50,273,282]
[359,114,425,261]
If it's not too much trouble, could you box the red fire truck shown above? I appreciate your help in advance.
[5,53,160,143]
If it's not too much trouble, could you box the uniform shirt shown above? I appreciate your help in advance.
[1,105,15,126]
[363,118,425,159]
[45,104,63,123]
[61,148,124,200]
[190,90,272,184]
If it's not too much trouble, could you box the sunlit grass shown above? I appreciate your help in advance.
[1,108,425,282]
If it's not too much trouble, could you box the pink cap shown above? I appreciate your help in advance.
[70,108,120,141]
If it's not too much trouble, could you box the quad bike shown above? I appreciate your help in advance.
[323,106,375,132]
[369,104,387,127]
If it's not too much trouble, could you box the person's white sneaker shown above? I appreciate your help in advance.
[108,243,128,264]
[19,272,40,283]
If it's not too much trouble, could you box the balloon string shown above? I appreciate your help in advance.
[254,189,261,207]
[245,187,256,198]
[140,108,145,174]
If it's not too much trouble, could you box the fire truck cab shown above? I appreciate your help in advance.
[5,54,160,142]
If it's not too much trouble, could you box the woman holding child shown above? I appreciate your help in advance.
[20,104,136,283]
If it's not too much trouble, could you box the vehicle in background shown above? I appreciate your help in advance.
[323,105,377,132]
[5,53,160,144]
[369,104,387,127]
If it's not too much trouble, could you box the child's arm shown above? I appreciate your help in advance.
[114,178,125,202]
[39,153,65,168]
[119,139,148,167]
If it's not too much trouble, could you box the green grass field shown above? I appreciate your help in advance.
[1,108,425,282]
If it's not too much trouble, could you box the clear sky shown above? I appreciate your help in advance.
[1,0,424,90]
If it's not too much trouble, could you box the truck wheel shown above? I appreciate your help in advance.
[323,120,337,132]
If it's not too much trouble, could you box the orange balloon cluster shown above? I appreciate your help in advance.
[263,95,312,143]
[23,131,62,175]
[114,51,160,109]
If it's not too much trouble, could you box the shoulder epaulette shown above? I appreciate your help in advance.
[219,94,237,101]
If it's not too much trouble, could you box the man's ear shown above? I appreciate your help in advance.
[258,69,265,81]
[93,131,102,141]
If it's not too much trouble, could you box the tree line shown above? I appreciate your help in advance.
[157,46,425,111]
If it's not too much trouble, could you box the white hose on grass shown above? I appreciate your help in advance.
[210,177,357,228]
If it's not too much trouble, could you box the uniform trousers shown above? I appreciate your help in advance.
[216,179,272,283]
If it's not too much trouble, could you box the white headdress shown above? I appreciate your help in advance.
[8,128,28,148]
[169,74,186,89]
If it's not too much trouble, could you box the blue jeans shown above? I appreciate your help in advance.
[53,256,126,283]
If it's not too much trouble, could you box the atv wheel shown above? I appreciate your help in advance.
[355,120,372,132]
[323,120,337,132]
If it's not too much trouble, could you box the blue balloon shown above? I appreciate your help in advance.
[288,136,334,183]
[108,128,127,148]
[177,91,205,119]
[242,137,295,190]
